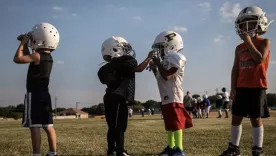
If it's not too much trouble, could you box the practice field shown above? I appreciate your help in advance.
[1,111,276,156]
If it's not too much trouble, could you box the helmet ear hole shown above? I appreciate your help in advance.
[113,48,118,52]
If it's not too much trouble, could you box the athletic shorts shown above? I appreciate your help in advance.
[162,103,193,131]
[205,106,211,113]
[223,101,230,110]
[22,91,53,128]
[232,88,270,118]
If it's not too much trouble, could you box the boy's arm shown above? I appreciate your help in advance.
[230,47,239,100]
[135,51,153,72]
[242,34,270,64]
[14,35,39,64]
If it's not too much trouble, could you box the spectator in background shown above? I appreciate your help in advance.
[184,91,193,116]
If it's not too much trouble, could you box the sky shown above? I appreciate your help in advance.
[0,0,276,108]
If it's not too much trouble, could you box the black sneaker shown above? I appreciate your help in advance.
[107,151,116,156]
[171,147,185,156]
[219,142,241,156]
[158,145,175,156]
[252,146,264,156]
[116,150,131,156]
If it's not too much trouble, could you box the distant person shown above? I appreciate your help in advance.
[184,91,193,115]
[222,87,230,118]
[141,108,145,117]
[203,94,211,118]
[216,94,223,118]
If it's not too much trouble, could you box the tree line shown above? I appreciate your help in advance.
[1,93,276,119]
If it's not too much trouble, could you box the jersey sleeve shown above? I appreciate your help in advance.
[98,64,109,84]
[163,52,186,70]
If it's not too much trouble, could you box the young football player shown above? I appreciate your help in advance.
[202,94,211,118]
[220,6,273,156]
[14,23,59,156]
[98,36,153,156]
[149,31,193,156]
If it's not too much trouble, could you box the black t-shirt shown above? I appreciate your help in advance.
[26,52,53,92]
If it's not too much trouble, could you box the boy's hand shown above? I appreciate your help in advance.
[240,33,252,43]
[152,57,161,65]
[147,50,154,59]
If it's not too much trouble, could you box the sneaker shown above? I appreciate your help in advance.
[252,146,264,156]
[107,151,116,156]
[171,147,185,156]
[158,145,175,156]
[219,142,241,156]
[116,150,130,156]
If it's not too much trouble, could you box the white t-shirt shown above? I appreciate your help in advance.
[155,52,186,105]
[222,92,230,102]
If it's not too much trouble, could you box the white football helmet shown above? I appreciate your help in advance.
[235,6,274,37]
[152,31,183,58]
[216,94,222,100]
[101,36,135,60]
[197,97,202,103]
[28,23,60,50]
[202,94,208,99]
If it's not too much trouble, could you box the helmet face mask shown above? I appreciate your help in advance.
[152,43,166,59]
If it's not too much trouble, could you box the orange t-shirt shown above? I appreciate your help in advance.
[236,38,270,88]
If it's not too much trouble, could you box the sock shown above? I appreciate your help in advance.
[231,125,242,146]
[252,125,263,148]
[47,152,57,156]
[33,154,41,156]
[174,130,183,150]
[167,131,175,149]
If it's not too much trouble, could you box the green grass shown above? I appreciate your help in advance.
[1,111,276,156]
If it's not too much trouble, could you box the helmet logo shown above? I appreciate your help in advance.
[165,33,176,42]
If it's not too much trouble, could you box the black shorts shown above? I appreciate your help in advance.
[22,91,53,128]
[104,94,128,132]
[185,106,192,112]
[223,101,230,109]
[232,88,270,118]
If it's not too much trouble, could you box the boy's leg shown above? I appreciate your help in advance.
[168,131,175,149]
[250,118,263,148]
[104,94,117,154]
[43,126,57,156]
[248,88,270,155]
[30,128,41,154]
[116,103,128,154]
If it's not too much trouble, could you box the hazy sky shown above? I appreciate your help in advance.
[0,0,275,108]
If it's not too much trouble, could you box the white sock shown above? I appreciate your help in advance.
[231,125,242,146]
[47,152,57,156]
[33,154,41,156]
[252,125,264,148]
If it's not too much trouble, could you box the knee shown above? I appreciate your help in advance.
[250,118,262,127]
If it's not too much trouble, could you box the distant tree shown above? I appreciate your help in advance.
[142,100,158,109]
[16,104,24,111]
[53,108,66,113]
[207,95,217,104]
[192,94,200,99]
[96,103,105,115]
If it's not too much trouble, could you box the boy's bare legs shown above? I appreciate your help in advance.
[43,126,57,155]
[30,128,41,155]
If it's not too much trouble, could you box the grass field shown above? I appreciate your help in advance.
[1,111,276,156]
